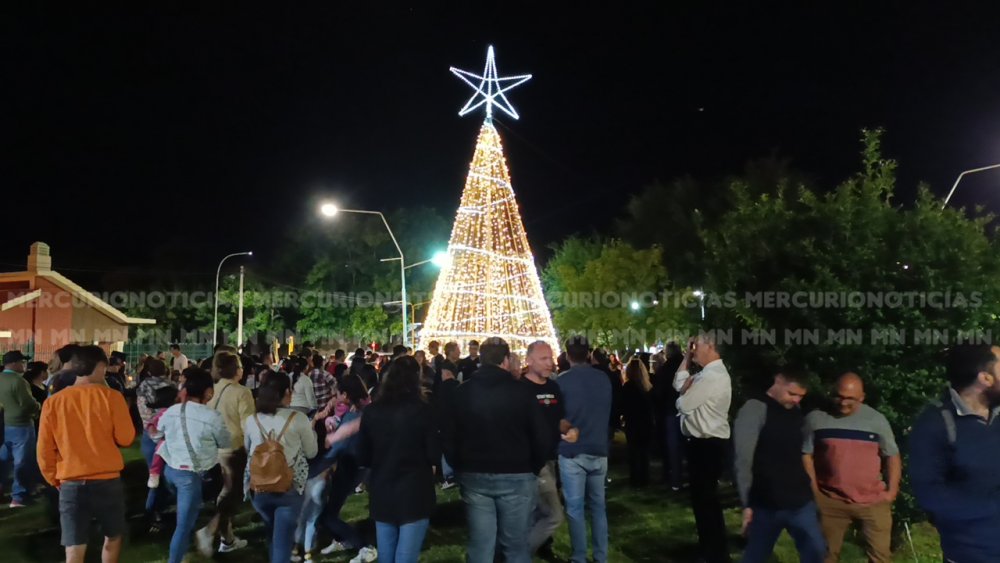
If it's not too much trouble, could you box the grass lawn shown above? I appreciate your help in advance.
[0,439,942,562]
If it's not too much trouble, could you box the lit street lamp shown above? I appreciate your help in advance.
[404,250,451,271]
[693,289,706,320]
[941,163,1000,209]
[214,251,253,347]
[320,202,409,346]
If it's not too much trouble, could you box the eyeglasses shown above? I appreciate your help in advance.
[834,395,861,403]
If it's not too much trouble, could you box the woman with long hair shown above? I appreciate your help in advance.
[621,356,655,486]
[358,356,440,563]
[244,374,318,563]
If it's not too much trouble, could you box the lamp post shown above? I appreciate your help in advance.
[693,289,706,321]
[941,163,1000,209]
[320,203,408,346]
[213,251,253,347]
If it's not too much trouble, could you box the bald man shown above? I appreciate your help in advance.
[802,373,901,563]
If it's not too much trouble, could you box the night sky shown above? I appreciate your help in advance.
[4,6,1000,288]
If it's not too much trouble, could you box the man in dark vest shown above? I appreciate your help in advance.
[733,364,825,563]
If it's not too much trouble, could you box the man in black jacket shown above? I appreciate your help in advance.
[444,337,551,563]
[733,365,824,563]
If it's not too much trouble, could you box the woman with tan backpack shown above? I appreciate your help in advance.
[243,373,318,563]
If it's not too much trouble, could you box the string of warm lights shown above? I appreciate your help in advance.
[419,120,560,356]
[420,46,559,357]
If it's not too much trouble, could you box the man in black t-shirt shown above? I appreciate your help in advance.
[522,340,578,557]
[457,340,481,382]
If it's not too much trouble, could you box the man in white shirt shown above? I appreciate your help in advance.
[169,344,189,378]
[673,332,733,563]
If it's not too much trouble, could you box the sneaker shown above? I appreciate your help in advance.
[218,537,248,553]
[321,540,349,555]
[146,474,160,488]
[194,528,214,557]
[441,479,457,490]
[291,547,302,562]
[8,500,26,509]
[354,483,365,494]
[350,546,378,563]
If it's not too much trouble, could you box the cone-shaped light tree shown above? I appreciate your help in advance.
[419,46,559,356]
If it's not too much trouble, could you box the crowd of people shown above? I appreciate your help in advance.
[0,331,998,563]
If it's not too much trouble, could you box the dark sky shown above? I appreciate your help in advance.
[4,5,1000,288]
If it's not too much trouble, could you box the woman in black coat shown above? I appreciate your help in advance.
[621,357,656,486]
[357,356,441,563]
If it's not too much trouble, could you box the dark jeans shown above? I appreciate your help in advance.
[625,430,651,486]
[321,458,363,549]
[458,472,537,563]
[141,431,167,514]
[687,437,731,563]
[664,412,684,488]
[252,490,304,563]
[741,502,825,563]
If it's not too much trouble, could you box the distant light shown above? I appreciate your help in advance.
[903,264,910,270]
[248,251,254,256]
[692,289,704,297]
[652,300,659,306]
[320,203,339,218]
[630,301,641,311]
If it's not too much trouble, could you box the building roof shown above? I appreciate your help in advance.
[0,242,155,326]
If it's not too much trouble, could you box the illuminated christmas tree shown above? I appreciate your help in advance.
[419,46,559,356]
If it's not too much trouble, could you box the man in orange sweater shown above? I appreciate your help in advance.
[37,345,136,563]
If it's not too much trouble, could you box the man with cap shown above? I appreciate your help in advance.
[0,350,41,507]
[105,354,127,395]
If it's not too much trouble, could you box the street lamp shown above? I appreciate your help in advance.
[403,250,451,271]
[692,289,706,320]
[319,201,408,346]
[214,251,253,347]
[941,163,1000,209]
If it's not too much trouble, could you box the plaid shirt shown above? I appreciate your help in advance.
[310,368,336,407]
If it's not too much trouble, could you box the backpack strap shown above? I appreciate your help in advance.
[276,411,298,442]
[930,399,957,446]
[253,413,273,440]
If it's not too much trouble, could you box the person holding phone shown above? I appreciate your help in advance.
[673,333,733,563]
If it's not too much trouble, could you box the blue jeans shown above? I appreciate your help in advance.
[140,431,166,514]
[559,455,609,563]
[741,502,825,563]
[0,424,37,503]
[252,490,304,563]
[164,465,203,563]
[295,473,328,552]
[458,472,537,563]
[375,519,430,563]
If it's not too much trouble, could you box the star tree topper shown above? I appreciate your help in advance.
[450,45,531,120]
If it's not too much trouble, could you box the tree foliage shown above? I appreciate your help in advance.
[700,129,1000,523]
[543,237,695,351]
